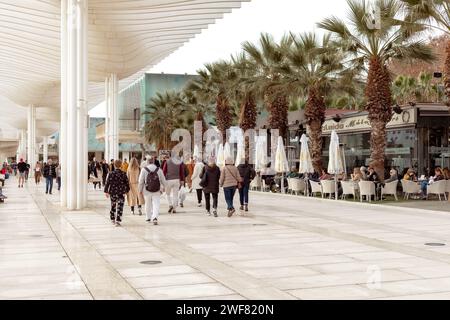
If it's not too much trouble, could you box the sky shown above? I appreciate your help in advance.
[89,0,350,117]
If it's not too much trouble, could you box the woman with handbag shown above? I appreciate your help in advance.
[200,158,221,217]
[191,158,205,207]
[219,157,242,217]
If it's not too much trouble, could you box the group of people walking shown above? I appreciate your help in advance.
[103,153,256,227]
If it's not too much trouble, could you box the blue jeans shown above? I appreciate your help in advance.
[239,185,249,205]
[223,186,236,210]
[420,180,428,195]
[46,176,53,194]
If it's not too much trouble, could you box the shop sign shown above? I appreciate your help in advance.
[322,108,415,134]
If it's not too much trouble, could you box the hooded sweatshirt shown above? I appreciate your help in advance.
[138,164,167,194]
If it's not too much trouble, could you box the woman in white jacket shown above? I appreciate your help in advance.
[138,158,167,225]
[190,158,205,207]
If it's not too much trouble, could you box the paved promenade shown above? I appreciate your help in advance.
[2,177,450,300]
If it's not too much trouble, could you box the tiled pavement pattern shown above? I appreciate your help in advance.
[2,177,450,300]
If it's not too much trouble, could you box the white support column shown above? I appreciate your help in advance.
[60,0,68,207]
[107,73,119,161]
[122,152,130,162]
[27,104,36,177]
[76,0,88,209]
[43,137,48,163]
[63,0,88,210]
[104,76,110,162]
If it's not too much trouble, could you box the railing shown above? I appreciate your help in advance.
[95,119,144,134]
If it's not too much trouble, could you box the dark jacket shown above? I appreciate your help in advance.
[237,164,256,186]
[43,164,57,178]
[104,170,130,196]
[101,163,109,177]
[17,162,27,173]
[200,164,220,194]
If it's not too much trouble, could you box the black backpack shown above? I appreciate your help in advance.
[144,167,161,192]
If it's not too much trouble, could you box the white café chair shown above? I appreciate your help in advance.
[309,180,322,197]
[320,180,336,199]
[341,180,357,200]
[286,177,293,194]
[261,179,270,192]
[401,180,421,200]
[290,178,306,195]
[381,180,399,201]
[358,181,376,202]
[427,180,447,201]
[446,180,450,195]
[250,175,262,191]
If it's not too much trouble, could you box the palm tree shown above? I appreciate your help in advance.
[280,32,347,172]
[185,61,237,141]
[142,91,186,150]
[319,0,435,178]
[401,0,450,101]
[230,53,258,161]
[242,33,291,141]
[181,88,213,135]
[416,71,435,102]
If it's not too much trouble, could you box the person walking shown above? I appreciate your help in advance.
[90,162,103,190]
[17,158,27,188]
[121,158,129,172]
[127,157,144,215]
[139,157,167,225]
[219,157,242,217]
[109,159,115,172]
[237,160,256,212]
[34,161,42,185]
[191,158,205,207]
[200,158,221,217]
[101,159,109,186]
[104,160,130,227]
[186,157,195,192]
[43,159,57,194]
[25,161,30,181]
[162,154,185,214]
[56,163,61,191]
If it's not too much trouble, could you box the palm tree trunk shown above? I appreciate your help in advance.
[366,57,392,180]
[309,119,323,173]
[216,95,232,142]
[239,95,257,162]
[268,94,289,142]
[305,86,326,173]
[445,40,450,102]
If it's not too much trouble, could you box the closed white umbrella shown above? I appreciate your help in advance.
[299,134,315,196]
[216,143,225,167]
[327,130,345,200]
[224,142,232,162]
[235,141,245,167]
[255,137,267,172]
[298,134,314,174]
[275,136,289,193]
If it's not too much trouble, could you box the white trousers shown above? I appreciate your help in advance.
[144,192,161,220]
[166,179,180,209]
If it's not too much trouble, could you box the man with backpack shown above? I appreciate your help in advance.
[104,160,130,227]
[139,157,167,225]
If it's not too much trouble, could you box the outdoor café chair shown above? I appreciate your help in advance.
[250,175,262,191]
[381,180,399,201]
[401,180,421,200]
[427,180,447,201]
[290,178,306,195]
[309,180,322,197]
[341,180,358,200]
[320,180,336,199]
[359,181,376,202]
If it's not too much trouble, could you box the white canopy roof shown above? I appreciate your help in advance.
[0,0,248,142]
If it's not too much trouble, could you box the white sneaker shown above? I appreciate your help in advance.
[197,203,202,207]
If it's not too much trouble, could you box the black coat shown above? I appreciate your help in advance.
[200,164,220,194]
[237,164,256,186]
[104,170,130,196]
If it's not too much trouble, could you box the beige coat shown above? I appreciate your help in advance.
[219,165,242,188]
[127,167,145,206]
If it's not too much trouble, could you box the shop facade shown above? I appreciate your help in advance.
[320,104,450,177]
